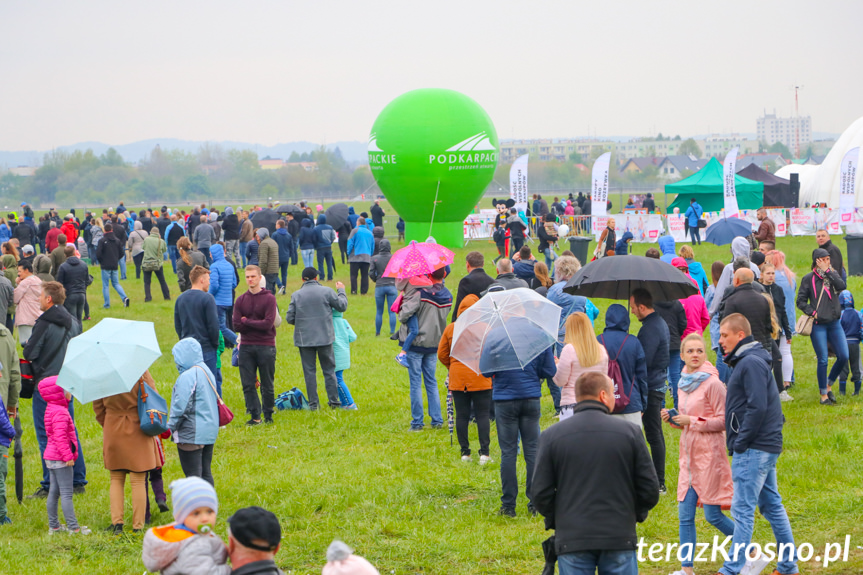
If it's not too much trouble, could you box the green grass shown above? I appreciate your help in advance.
[4,235,863,574]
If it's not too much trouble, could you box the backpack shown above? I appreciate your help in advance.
[601,334,633,414]
[275,388,310,410]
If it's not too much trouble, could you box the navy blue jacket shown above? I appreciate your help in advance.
[614,232,633,255]
[484,347,556,401]
[840,291,862,342]
[313,215,335,250]
[513,260,537,282]
[245,240,259,266]
[636,309,670,392]
[598,304,648,414]
[273,228,295,263]
[724,337,783,454]
[174,289,221,354]
[298,219,316,250]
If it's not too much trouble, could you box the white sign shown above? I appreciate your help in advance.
[591,152,611,217]
[839,147,859,219]
[723,147,740,217]
[509,155,529,214]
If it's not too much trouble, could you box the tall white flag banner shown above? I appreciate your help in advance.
[839,147,859,219]
[509,154,529,214]
[591,152,611,217]
[723,147,740,217]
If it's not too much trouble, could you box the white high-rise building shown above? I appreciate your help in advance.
[757,111,811,153]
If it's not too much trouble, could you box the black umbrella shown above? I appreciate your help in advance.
[276,204,305,219]
[564,255,698,302]
[541,535,556,575]
[325,203,350,231]
[13,416,23,504]
[250,208,279,235]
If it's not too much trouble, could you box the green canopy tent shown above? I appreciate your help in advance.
[666,157,764,213]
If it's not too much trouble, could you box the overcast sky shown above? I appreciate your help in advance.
[1,0,860,151]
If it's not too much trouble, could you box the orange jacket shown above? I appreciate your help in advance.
[438,295,492,392]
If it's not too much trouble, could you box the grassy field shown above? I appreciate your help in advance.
[4,234,863,574]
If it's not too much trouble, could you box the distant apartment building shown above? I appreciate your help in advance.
[757,112,812,152]
[259,158,285,170]
[7,166,36,177]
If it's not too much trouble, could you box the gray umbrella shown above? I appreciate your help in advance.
[325,203,350,230]
[249,208,279,234]
[564,255,699,302]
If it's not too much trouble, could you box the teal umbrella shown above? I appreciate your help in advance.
[57,318,161,403]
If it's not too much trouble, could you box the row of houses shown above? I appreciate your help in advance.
[619,153,826,180]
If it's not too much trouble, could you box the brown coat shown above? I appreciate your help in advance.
[92,372,160,473]
[258,236,279,275]
[239,218,254,243]
[438,295,492,392]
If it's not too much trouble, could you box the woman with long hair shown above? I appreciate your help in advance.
[762,292,787,401]
[760,263,793,401]
[704,261,728,382]
[662,334,733,575]
[532,261,554,297]
[89,218,104,266]
[553,312,608,419]
[797,248,848,405]
[176,236,208,292]
[766,250,796,388]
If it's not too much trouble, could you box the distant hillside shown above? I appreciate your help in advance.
[0,138,368,168]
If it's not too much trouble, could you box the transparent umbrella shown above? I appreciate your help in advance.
[451,288,561,375]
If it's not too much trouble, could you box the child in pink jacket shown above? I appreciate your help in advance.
[39,377,89,535]
[671,258,710,337]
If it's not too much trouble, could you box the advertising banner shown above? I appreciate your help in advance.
[509,154,529,215]
[723,147,740,217]
[667,214,687,242]
[591,152,611,217]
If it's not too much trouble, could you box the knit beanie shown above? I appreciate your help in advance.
[171,477,218,526]
[257,228,269,239]
[322,541,380,575]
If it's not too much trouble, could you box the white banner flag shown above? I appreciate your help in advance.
[839,147,859,219]
[591,152,611,217]
[509,154,529,214]
[723,147,740,217]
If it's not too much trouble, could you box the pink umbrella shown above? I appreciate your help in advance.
[383,240,454,279]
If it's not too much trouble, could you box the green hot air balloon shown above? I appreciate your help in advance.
[368,89,499,248]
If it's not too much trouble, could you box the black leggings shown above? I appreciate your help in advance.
[451,389,492,457]
[350,262,370,295]
[177,444,214,486]
[771,340,784,394]
[643,390,666,487]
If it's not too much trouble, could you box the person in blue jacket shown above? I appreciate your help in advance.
[684,198,704,245]
[346,218,375,295]
[298,218,316,269]
[347,206,359,229]
[597,304,648,426]
[169,338,220,486]
[483,345,556,517]
[272,220,295,293]
[838,290,862,395]
[614,231,633,255]
[208,244,238,348]
[658,235,676,264]
[313,215,336,282]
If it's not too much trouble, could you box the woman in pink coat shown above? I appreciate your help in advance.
[671,257,710,337]
[552,312,608,419]
[661,334,733,575]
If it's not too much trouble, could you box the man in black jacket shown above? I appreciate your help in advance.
[451,252,494,322]
[165,214,186,274]
[630,288,670,494]
[816,228,845,279]
[24,281,85,498]
[222,207,240,264]
[174,265,221,390]
[717,314,797,575]
[654,299,687,409]
[56,246,89,328]
[370,201,385,228]
[532,371,658,573]
[286,213,300,266]
[719,268,773,353]
[96,223,129,309]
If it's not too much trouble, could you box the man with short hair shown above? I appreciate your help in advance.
[286,268,347,410]
[14,261,42,346]
[272,219,295,295]
[174,265,221,392]
[96,222,129,309]
[56,244,88,328]
[642,192,656,213]
[451,251,494,322]
[684,197,704,245]
[165,214,186,274]
[24,281,85,498]
[506,208,527,256]
[313,215,336,282]
[486,259,529,293]
[719,268,774,353]
[256,228,280,295]
[754,207,776,244]
[45,221,62,254]
[193,214,216,264]
[226,507,283,575]
[49,234,68,278]
[816,228,845,279]
[630,288,670,494]
[512,246,538,285]
[370,200,385,228]
[710,237,761,316]
[717,314,797,575]
[532,372,659,573]
[759,240,775,254]
[233,266,278,426]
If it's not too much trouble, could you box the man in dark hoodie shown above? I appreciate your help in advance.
[598,304,648,428]
[221,207,240,264]
[272,220,295,295]
[56,245,89,328]
[24,281,85,498]
[286,213,300,266]
[371,226,385,257]
[838,290,862,395]
[313,215,336,282]
[717,314,796,575]
[96,223,129,309]
[370,200,385,228]
[630,288,670,494]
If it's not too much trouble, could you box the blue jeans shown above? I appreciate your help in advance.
[406,350,442,428]
[720,449,797,575]
[201,348,221,396]
[335,370,355,407]
[239,241,248,267]
[714,347,729,383]
[302,249,314,268]
[217,306,237,347]
[690,226,701,244]
[402,315,418,352]
[168,245,180,274]
[278,262,289,288]
[558,550,637,575]
[543,247,556,270]
[495,398,541,509]
[33,386,87,490]
[678,486,734,568]
[810,319,849,393]
[118,255,127,280]
[200,246,212,265]
[667,349,683,408]
[375,285,398,335]
[546,378,560,411]
[292,239,299,265]
[101,269,128,308]
[316,248,334,281]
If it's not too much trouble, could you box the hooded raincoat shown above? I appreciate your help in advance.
[169,339,219,446]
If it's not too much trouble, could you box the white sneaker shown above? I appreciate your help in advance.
[479,455,493,465]
[779,390,794,402]
[461,455,472,462]
[69,525,91,535]
[48,525,67,535]
[667,570,688,575]
[740,553,770,575]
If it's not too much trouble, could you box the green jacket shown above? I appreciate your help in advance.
[0,324,20,409]
[142,230,167,272]
[258,237,279,276]
[0,255,16,315]
[332,310,357,372]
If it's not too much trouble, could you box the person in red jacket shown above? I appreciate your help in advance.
[60,215,79,246]
[45,222,63,254]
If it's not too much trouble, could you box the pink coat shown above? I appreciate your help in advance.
[680,293,710,337]
[13,274,42,326]
[553,343,609,406]
[39,377,78,463]
[675,362,732,506]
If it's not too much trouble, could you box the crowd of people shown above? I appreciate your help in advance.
[0,197,857,574]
